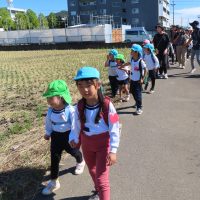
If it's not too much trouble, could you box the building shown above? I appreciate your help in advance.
[68,0,170,31]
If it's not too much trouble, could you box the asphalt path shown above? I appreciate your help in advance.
[34,61,200,200]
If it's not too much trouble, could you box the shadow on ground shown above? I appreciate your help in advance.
[0,167,45,200]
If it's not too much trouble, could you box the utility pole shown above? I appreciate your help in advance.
[171,0,175,25]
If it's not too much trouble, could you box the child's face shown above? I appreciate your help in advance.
[131,50,139,59]
[108,53,114,60]
[47,96,64,109]
[77,79,100,100]
[116,59,122,65]
[144,48,150,54]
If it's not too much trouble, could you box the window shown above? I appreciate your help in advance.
[100,0,106,4]
[122,18,127,23]
[122,0,126,2]
[99,9,107,15]
[79,1,96,6]
[70,11,76,16]
[139,30,145,35]
[131,0,139,3]
[126,30,138,35]
[122,8,126,12]
[132,18,139,24]
[70,1,76,6]
[132,8,139,14]
[112,2,121,7]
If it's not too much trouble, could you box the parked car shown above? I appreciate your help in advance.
[124,27,152,43]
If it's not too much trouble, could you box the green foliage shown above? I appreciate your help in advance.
[0,8,14,30]
[26,9,40,29]
[47,12,58,29]
[15,12,28,30]
[38,13,49,29]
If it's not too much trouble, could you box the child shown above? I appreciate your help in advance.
[42,80,85,195]
[115,54,130,102]
[122,44,147,115]
[69,66,120,200]
[105,49,119,98]
[143,43,159,94]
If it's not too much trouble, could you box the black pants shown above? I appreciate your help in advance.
[145,70,156,90]
[157,53,168,75]
[50,131,83,179]
[108,76,119,97]
[130,80,142,109]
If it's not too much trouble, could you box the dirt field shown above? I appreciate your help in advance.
[0,48,130,199]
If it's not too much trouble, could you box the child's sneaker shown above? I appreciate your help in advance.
[74,160,85,175]
[123,95,130,102]
[88,191,99,200]
[190,68,196,73]
[42,179,60,195]
[149,90,155,94]
[136,108,143,115]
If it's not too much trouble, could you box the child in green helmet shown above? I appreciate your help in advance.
[115,54,130,102]
[42,80,85,195]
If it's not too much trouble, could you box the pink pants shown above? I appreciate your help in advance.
[81,132,110,200]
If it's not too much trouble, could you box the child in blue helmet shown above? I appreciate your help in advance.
[122,44,147,115]
[143,43,159,94]
[105,49,119,98]
[69,66,120,200]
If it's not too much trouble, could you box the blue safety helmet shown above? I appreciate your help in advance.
[74,66,100,81]
[143,43,155,54]
[109,49,118,57]
[131,44,143,58]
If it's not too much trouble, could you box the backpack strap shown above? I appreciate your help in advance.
[139,59,143,80]
[77,97,110,131]
[101,96,110,126]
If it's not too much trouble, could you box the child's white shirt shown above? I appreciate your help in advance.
[45,105,74,136]
[69,102,120,153]
[130,58,147,81]
[116,65,129,81]
[143,54,159,70]
[108,60,118,76]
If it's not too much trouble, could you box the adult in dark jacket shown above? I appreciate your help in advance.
[185,20,200,73]
[153,24,170,79]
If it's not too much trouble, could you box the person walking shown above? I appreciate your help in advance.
[153,23,170,79]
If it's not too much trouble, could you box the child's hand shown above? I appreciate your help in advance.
[140,79,144,84]
[107,55,110,60]
[69,140,77,148]
[44,135,50,140]
[107,152,117,166]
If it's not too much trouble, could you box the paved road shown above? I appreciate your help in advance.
[34,62,200,200]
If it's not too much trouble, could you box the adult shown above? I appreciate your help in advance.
[153,23,170,79]
[173,27,188,69]
[186,20,200,73]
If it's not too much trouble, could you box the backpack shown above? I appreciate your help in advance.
[77,96,110,131]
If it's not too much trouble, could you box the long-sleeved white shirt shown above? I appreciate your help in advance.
[69,102,120,153]
[45,105,74,136]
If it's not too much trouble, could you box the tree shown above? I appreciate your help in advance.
[47,12,58,29]
[0,8,15,30]
[38,13,49,29]
[15,12,28,30]
[26,9,39,29]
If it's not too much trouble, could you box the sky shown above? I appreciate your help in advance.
[0,0,199,26]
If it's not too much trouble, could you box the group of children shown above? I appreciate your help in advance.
[105,41,159,115]
[42,67,120,200]
[41,41,160,200]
